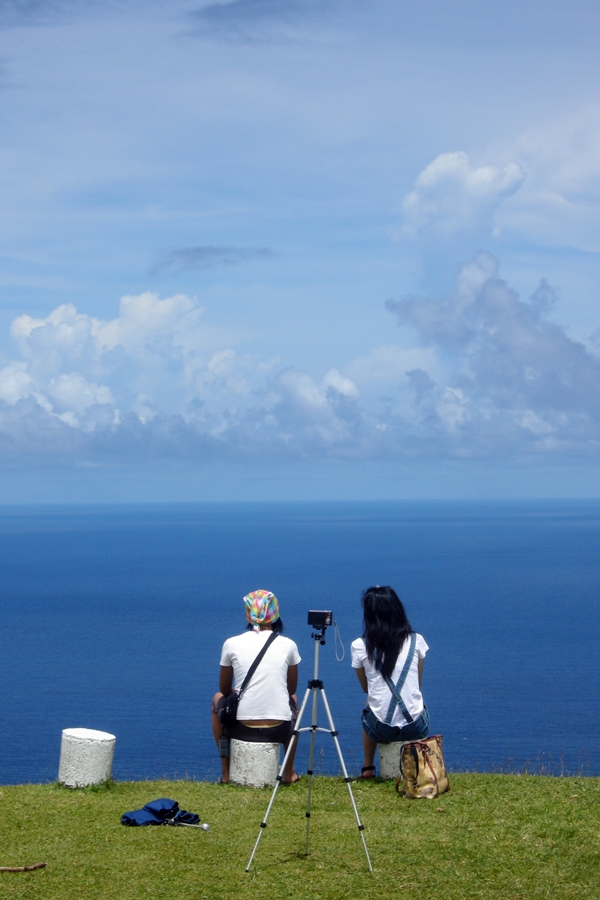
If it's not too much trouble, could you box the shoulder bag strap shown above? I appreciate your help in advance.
[237,631,279,699]
[383,632,416,725]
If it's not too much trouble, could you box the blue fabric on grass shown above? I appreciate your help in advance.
[121,798,199,826]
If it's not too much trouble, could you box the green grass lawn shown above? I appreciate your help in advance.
[1,774,599,899]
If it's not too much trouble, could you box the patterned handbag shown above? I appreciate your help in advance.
[396,734,450,799]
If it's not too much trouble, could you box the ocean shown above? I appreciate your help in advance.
[1,500,599,785]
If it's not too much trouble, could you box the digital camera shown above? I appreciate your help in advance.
[307,610,333,628]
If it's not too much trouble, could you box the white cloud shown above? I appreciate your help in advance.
[495,105,600,253]
[405,108,600,257]
[0,362,36,405]
[2,266,600,462]
[400,151,525,239]
[13,292,198,361]
[255,367,363,452]
[0,290,369,459]
[47,373,114,416]
[321,367,360,399]
[386,252,600,455]
[348,345,440,391]
[9,292,233,414]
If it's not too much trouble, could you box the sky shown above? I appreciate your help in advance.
[1,0,600,501]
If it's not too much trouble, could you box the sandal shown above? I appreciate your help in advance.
[283,773,302,785]
[359,766,376,779]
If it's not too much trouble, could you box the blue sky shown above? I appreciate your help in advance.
[1,0,600,501]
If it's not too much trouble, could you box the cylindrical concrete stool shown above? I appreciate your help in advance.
[378,742,405,780]
[58,728,116,787]
[229,739,280,788]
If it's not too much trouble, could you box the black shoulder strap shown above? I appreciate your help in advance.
[238,631,279,698]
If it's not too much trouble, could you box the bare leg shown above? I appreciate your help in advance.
[283,694,300,783]
[211,693,230,783]
[361,728,377,777]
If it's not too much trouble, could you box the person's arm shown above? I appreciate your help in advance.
[355,666,368,694]
[219,665,234,696]
[418,657,424,689]
[287,664,298,696]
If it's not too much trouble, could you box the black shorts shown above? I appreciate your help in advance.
[218,695,299,743]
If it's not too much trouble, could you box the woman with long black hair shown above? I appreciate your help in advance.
[351,585,430,778]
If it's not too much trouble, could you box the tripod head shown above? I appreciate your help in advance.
[310,626,327,644]
[307,610,332,645]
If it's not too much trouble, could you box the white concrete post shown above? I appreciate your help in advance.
[378,742,404,780]
[58,728,116,787]
[229,739,280,788]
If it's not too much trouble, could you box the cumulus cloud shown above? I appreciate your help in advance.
[0,290,367,460]
[386,252,600,455]
[494,105,600,253]
[2,266,600,462]
[8,292,249,419]
[0,362,36,405]
[400,151,525,240]
[152,245,273,274]
[347,345,441,392]
[243,367,364,455]
[409,109,600,256]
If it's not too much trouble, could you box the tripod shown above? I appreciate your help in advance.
[246,624,373,872]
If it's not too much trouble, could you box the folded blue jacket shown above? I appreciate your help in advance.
[121,797,199,826]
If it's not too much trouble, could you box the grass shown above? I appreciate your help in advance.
[1,774,599,899]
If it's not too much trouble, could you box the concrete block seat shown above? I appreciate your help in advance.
[58,727,116,787]
[229,739,280,788]
[378,741,405,780]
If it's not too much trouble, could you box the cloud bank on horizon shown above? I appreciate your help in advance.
[0,0,600,489]
[2,252,599,462]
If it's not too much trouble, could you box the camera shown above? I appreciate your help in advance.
[307,610,333,628]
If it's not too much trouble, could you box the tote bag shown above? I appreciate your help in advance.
[396,734,450,799]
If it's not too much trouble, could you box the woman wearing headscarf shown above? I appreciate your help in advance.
[351,585,430,778]
[211,589,301,784]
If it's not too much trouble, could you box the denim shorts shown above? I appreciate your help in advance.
[361,705,430,744]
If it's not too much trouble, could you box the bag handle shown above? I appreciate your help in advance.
[421,743,440,798]
[237,631,279,700]
[398,740,419,781]
[396,739,440,798]
[382,632,416,725]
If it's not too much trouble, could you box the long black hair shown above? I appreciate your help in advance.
[362,585,412,679]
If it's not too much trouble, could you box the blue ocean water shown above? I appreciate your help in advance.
[1,500,599,785]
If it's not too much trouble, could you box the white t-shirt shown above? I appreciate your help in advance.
[350,633,428,728]
[220,630,301,721]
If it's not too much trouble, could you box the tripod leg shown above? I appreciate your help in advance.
[304,682,320,855]
[245,685,312,873]
[319,688,373,872]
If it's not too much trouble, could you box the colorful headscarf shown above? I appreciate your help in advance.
[244,590,280,632]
